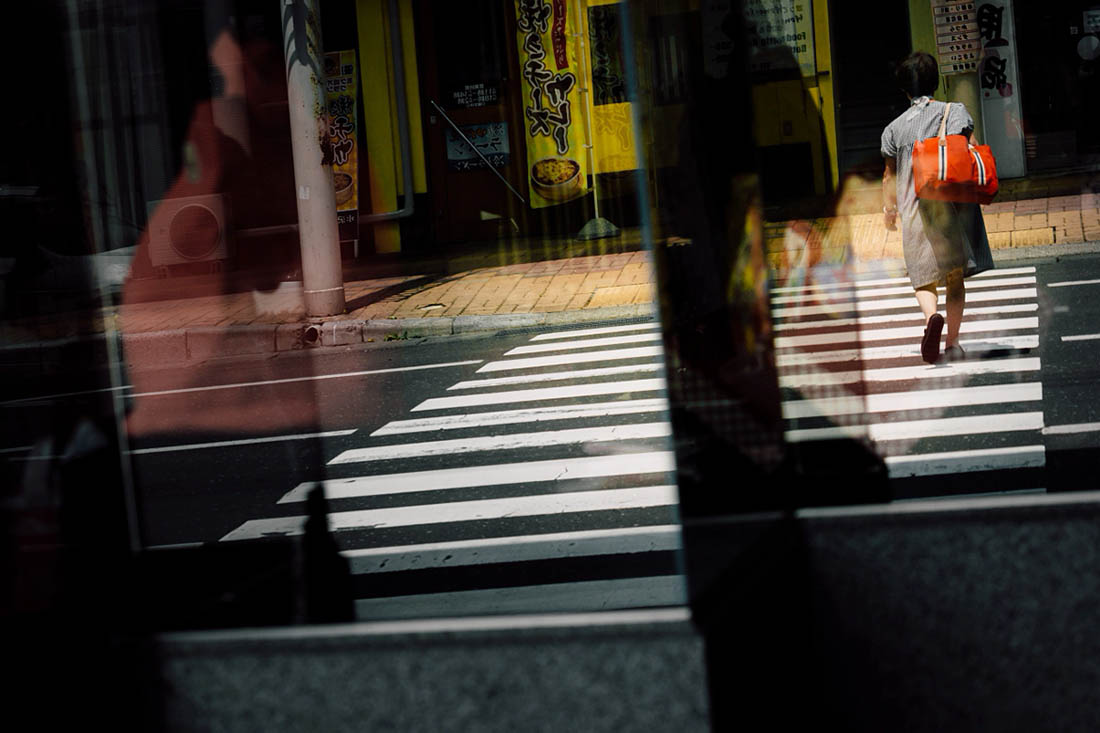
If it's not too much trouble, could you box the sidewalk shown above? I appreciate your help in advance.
[765,175,1100,273]
[4,178,1100,366]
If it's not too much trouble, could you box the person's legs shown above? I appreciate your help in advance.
[916,283,944,363]
[915,283,939,323]
[943,266,965,347]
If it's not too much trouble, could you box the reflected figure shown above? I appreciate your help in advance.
[122,24,314,438]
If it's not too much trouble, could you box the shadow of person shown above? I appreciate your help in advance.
[651,7,889,517]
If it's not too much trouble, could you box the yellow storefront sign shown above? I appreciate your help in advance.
[514,0,590,208]
[325,50,359,240]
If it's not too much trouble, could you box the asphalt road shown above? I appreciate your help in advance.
[7,251,1100,620]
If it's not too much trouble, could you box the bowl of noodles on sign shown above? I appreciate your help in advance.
[333,172,354,206]
[531,157,582,202]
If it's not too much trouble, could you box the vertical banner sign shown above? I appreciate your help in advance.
[515,0,590,208]
[977,0,1025,178]
[325,50,359,241]
[931,1,981,75]
[586,1,637,173]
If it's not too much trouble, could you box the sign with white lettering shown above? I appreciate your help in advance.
[743,0,816,78]
[445,122,511,171]
[931,0,980,74]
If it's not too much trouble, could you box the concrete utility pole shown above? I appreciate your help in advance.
[280,0,345,316]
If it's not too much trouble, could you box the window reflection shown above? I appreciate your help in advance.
[3,0,1099,633]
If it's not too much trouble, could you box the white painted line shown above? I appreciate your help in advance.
[791,491,1100,521]
[894,488,1046,502]
[885,445,1045,478]
[130,361,483,398]
[785,411,1044,443]
[775,335,1038,368]
[478,346,665,373]
[505,333,661,355]
[328,422,672,465]
[223,484,680,541]
[770,266,1035,294]
[412,378,667,412]
[770,288,1037,319]
[530,323,659,340]
[344,525,683,574]
[449,362,663,390]
[774,317,1038,348]
[773,303,1037,332]
[0,445,33,455]
[280,450,676,503]
[770,276,1036,305]
[285,451,675,502]
[1042,422,1100,435]
[1061,333,1100,342]
[353,576,687,621]
[782,382,1042,420]
[1047,278,1100,288]
[130,429,357,455]
[158,606,694,643]
[371,398,670,436]
[1,384,128,407]
[779,357,1041,388]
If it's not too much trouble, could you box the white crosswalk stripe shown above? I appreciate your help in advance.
[222,485,680,541]
[220,322,682,617]
[327,422,672,465]
[770,287,1037,318]
[369,399,670,436]
[218,263,1047,617]
[477,346,664,372]
[773,266,1047,498]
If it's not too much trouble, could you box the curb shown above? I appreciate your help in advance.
[5,241,1097,370]
[1,303,659,368]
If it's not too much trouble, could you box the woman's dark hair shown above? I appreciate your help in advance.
[894,51,939,97]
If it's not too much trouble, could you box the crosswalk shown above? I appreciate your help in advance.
[216,264,1047,619]
[219,321,687,620]
[773,265,1046,500]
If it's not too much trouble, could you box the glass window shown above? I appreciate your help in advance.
[4,0,1099,633]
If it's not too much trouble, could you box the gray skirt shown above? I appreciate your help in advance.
[905,201,994,289]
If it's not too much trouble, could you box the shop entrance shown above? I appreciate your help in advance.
[414,0,530,244]
[829,2,912,178]
[1014,2,1100,170]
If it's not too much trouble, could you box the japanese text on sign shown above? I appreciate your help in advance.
[931,0,980,73]
[743,0,816,77]
[452,82,500,109]
[445,122,511,171]
[978,1,1014,98]
[517,0,576,155]
[324,50,358,240]
[513,0,588,208]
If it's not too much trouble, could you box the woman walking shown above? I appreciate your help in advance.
[881,51,994,364]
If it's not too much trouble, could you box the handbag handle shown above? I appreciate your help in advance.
[938,101,980,147]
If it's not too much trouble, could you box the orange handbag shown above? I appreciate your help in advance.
[912,102,998,205]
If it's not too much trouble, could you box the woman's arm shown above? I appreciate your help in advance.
[883,156,898,231]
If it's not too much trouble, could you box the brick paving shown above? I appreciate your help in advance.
[3,176,1099,349]
[765,180,1100,274]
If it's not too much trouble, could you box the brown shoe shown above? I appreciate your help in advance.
[921,313,944,364]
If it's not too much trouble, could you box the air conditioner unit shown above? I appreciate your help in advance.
[146,193,232,267]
